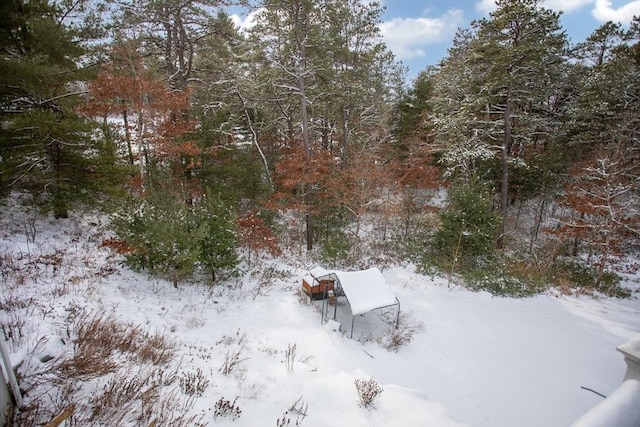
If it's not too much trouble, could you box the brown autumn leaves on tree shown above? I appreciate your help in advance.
[80,45,199,189]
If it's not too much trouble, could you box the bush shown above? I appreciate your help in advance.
[381,312,424,352]
[354,378,383,408]
[550,260,627,297]
[111,186,203,287]
[462,266,538,297]
[213,396,241,420]
[320,229,351,266]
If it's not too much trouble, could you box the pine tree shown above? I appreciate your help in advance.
[432,179,502,275]
[550,17,640,285]
[431,0,567,246]
[112,177,204,287]
[196,192,239,283]
[248,0,400,250]
[0,0,125,216]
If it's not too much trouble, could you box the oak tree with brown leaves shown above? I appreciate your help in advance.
[81,43,198,187]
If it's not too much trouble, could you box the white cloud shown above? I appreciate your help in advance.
[230,8,263,33]
[477,0,594,14]
[543,0,594,12]
[592,0,640,22]
[379,9,465,61]
[475,0,497,14]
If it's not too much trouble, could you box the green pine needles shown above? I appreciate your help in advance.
[112,184,238,287]
[433,179,501,271]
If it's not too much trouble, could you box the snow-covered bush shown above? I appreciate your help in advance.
[550,260,628,297]
[381,312,425,352]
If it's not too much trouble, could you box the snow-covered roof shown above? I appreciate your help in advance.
[303,266,332,285]
[334,267,398,315]
[308,266,397,315]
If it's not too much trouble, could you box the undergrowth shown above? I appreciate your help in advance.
[12,310,207,427]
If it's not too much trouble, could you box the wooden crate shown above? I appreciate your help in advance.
[302,277,335,300]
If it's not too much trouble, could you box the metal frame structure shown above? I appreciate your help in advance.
[317,270,400,339]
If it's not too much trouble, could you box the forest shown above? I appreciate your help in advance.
[1,0,638,297]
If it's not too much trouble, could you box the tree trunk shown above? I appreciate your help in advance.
[572,212,585,257]
[47,138,68,219]
[498,82,513,249]
[295,13,314,251]
[341,107,349,163]
[594,236,609,290]
[236,89,273,190]
[122,108,134,165]
[305,206,313,251]
[529,195,546,252]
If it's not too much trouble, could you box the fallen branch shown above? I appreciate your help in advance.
[45,404,75,427]
[580,386,606,398]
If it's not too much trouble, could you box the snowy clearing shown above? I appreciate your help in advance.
[1,201,639,427]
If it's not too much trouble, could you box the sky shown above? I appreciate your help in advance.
[380,0,640,80]
[231,0,640,82]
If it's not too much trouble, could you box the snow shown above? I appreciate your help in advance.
[321,267,398,316]
[571,379,640,427]
[1,198,639,426]
[303,266,331,286]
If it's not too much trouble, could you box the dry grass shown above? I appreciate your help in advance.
[11,310,208,427]
[213,396,242,420]
[61,311,175,376]
[0,294,37,348]
[179,368,210,397]
[277,396,308,426]
[380,311,424,352]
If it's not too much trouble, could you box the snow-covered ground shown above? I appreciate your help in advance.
[1,199,639,426]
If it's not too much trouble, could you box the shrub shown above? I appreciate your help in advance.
[354,378,383,408]
[550,260,627,297]
[111,187,203,287]
[213,396,241,420]
[381,312,424,352]
[13,311,188,426]
[179,368,210,397]
[112,183,240,287]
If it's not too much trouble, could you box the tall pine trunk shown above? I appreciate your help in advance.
[498,81,513,249]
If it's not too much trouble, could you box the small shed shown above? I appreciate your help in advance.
[303,267,400,338]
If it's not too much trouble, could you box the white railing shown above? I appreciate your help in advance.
[571,333,640,427]
[1,338,23,425]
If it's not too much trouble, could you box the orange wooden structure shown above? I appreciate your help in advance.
[302,267,336,300]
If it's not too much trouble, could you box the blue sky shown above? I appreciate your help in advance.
[231,0,640,81]
[380,0,640,80]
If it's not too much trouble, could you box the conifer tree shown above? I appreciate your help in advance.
[431,0,567,246]
[248,0,400,250]
[196,192,239,283]
[0,0,125,216]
